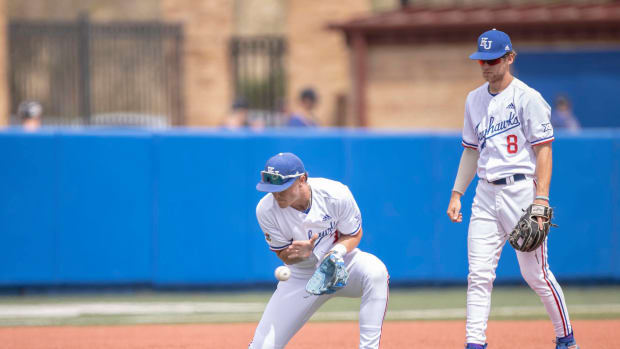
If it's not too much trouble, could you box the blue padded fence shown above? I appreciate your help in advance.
[0,128,618,287]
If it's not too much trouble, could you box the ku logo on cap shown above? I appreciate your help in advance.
[480,37,492,50]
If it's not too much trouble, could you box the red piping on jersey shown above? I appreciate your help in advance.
[461,143,478,150]
[532,138,554,146]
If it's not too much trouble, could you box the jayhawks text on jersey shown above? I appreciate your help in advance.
[462,78,554,182]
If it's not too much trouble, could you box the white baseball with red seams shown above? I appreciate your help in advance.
[274,266,290,281]
[460,77,574,345]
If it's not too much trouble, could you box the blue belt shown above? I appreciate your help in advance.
[490,173,526,185]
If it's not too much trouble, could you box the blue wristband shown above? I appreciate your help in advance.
[535,195,549,202]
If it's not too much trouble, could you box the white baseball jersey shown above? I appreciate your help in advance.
[459,78,574,344]
[251,177,388,349]
[256,177,362,275]
[461,78,554,182]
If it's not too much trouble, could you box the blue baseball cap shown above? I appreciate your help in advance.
[469,29,513,60]
[256,152,306,192]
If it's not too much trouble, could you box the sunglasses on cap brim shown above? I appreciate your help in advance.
[261,171,304,185]
[478,53,511,66]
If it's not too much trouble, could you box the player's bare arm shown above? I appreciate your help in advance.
[337,228,363,252]
[276,234,318,265]
[533,142,552,204]
[533,142,553,229]
[276,228,363,264]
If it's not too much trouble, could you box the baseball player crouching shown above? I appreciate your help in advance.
[446,29,579,349]
[249,152,389,349]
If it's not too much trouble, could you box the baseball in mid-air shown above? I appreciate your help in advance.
[275,266,291,281]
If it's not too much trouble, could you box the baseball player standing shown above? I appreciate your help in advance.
[446,29,579,349]
[249,152,389,349]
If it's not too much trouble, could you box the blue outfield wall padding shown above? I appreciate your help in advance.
[544,133,615,279]
[514,50,620,128]
[0,127,619,287]
[154,133,255,284]
[53,131,154,283]
[613,136,620,280]
[0,133,57,284]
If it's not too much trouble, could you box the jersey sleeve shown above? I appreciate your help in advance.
[523,91,554,146]
[335,185,362,236]
[256,202,291,251]
[462,96,479,150]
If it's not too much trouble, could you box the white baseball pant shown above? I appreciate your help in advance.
[249,249,389,349]
[466,178,573,344]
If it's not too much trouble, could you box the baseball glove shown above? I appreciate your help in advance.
[509,203,557,252]
[305,252,349,295]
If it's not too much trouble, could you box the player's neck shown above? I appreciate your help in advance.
[291,185,312,212]
[488,74,514,95]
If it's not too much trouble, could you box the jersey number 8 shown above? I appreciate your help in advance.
[507,135,518,154]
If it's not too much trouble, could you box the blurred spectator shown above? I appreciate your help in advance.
[17,100,43,131]
[550,96,581,131]
[221,98,264,130]
[286,87,319,127]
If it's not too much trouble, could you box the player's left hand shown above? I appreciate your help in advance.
[306,251,349,295]
[533,198,549,230]
[508,202,556,252]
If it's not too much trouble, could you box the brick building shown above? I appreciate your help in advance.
[329,3,620,129]
[2,1,619,128]
[2,0,371,127]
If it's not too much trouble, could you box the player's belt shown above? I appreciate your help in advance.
[489,173,526,185]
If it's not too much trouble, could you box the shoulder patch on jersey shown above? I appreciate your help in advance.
[264,232,271,242]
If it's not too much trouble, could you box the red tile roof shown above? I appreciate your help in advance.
[329,3,620,43]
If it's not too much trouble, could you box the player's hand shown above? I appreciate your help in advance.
[533,198,549,230]
[279,234,318,261]
[447,191,463,223]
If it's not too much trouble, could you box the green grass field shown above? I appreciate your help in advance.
[0,285,618,326]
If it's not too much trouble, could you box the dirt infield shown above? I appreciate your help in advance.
[0,319,615,348]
